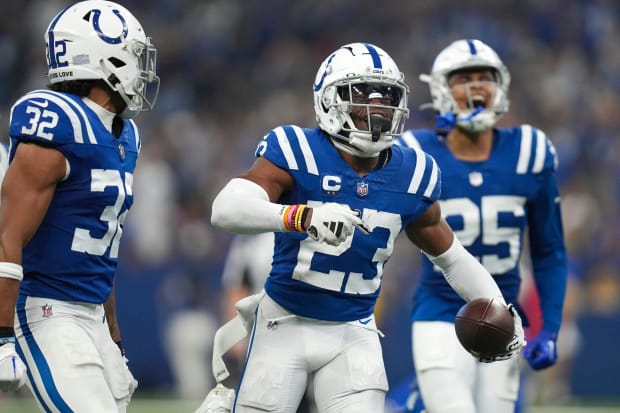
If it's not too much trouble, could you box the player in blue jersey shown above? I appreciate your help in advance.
[0,1,159,411]
[397,39,568,413]
[197,42,524,413]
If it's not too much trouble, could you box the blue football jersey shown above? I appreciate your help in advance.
[9,89,140,304]
[399,126,567,332]
[256,125,440,322]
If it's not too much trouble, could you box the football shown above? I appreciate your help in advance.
[454,297,514,359]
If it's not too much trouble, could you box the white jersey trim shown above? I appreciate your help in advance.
[424,157,439,198]
[400,130,422,151]
[532,128,547,173]
[516,124,533,174]
[11,90,98,144]
[274,126,298,171]
[291,126,318,176]
[408,147,426,194]
[517,124,548,174]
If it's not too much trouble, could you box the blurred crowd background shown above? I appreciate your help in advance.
[1,0,619,409]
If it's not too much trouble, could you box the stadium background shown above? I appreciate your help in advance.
[1,0,619,411]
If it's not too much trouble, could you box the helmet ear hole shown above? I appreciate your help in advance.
[108,57,126,68]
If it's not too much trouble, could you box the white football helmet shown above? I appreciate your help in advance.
[44,0,159,118]
[420,39,510,133]
[313,43,409,157]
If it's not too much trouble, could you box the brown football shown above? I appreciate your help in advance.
[454,297,514,358]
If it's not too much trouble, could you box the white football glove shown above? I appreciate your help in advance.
[479,304,526,363]
[124,357,138,404]
[306,203,369,246]
[194,383,235,413]
[0,343,27,392]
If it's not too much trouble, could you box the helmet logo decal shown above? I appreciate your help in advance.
[313,52,337,92]
[46,5,72,69]
[363,43,382,69]
[466,39,478,55]
[92,9,128,45]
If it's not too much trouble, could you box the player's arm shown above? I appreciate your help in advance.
[406,202,525,361]
[211,157,365,246]
[103,282,123,347]
[523,170,568,370]
[0,143,66,327]
[0,142,65,391]
[405,202,505,302]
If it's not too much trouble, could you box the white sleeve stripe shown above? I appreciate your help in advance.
[408,148,426,194]
[291,125,318,175]
[12,91,85,143]
[400,130,422,151]
[36,91,98,144]
[424,157,439,198]
[129,120,141,153]
[532,128,547,173]
[14,90,98,144]
[516,124,533,174]
[273,127,298,170]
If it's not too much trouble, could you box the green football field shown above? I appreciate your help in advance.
[2,394,620,413]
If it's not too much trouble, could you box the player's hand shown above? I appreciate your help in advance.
[479,304,526,363]
[306,203,368,246]
[523,329,558,370]
[194,383,235,413]
[0,342,27,392]
[124,357,138,403]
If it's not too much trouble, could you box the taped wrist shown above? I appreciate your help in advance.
[0,262,23,281]
[282,204,310,232]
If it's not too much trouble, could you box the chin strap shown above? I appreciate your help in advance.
[435,106,484,130]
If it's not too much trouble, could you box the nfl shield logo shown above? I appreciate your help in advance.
[42,304,53,317]
[469,171,483,187]
[357,181,369,197]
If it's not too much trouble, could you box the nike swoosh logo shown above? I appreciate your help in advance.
[359,317,372,325]
[29,99,49,108]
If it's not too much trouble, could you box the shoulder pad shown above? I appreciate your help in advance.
[515,125,558,174]
[9,90,99,146]
[398,144,441,200]
[256,125,320,176]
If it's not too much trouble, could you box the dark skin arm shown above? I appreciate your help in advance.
[104,282,122,344]
[0,143,66,328]
[238,156,293,203]
[405,201,456,257]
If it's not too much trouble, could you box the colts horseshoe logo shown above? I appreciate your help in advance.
[91,9,128,45]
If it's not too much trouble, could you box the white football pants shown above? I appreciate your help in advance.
[412,321,520,413]
[235,294,388,412]
[15,296,133,412]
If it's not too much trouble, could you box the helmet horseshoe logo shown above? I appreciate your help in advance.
[91,9,128,45]
[313,52,337,92]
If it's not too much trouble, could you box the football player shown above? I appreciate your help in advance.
[399,39,567,413]
[0,1,159,411]
[199,42,524,413]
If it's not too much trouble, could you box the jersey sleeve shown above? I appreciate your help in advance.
[254,125,319,176]
[9,90,96,150]
[516,125,558,175]
[399,144,442,202]
[526,150,568,334]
